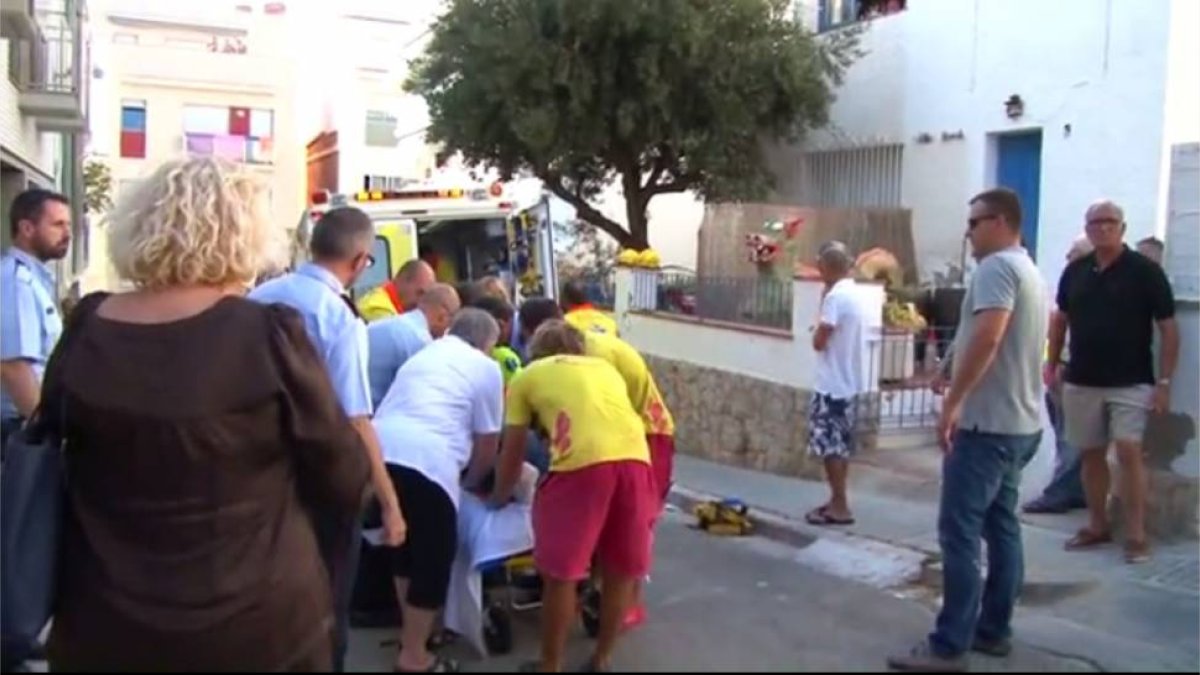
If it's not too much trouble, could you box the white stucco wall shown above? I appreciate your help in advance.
[789,0,1173,289]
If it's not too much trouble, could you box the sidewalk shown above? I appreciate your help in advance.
[668,454,1200,672]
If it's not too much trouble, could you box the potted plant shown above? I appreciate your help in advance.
[880,295,927,382]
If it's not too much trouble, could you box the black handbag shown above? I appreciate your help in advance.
[0,406,66,661]
[0,292,105,664]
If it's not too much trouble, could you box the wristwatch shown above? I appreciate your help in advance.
[1158,378,1172,387]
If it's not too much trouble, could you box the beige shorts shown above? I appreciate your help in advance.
[1062,383,1153,450]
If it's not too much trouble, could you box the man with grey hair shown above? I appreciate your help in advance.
[371,307,504,673]
[249,206,404,672]
[804,241,878,526]
[1050,199,1178,564]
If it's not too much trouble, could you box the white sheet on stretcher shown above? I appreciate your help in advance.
[444,491,535,658]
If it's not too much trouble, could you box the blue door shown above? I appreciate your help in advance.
[995,131,1043,260]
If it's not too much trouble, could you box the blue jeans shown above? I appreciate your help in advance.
[930,428,1042,657]
[1034,388,1085,507]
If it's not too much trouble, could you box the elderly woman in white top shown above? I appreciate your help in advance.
[372,308,504,673]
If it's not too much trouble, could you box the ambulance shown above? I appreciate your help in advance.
[295,180,559,314]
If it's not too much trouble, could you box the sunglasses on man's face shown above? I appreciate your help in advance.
[967,214,999,230]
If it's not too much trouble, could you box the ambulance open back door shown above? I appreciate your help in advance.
[302,184,558,301]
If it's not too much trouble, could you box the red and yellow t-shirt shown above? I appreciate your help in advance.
[583,333,675,437]
[564,304,618,337]
[505,355,650,473]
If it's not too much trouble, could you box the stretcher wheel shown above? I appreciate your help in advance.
[580,583,601,638]
[483,602,514,655]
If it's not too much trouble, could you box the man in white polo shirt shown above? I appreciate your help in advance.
[805,241,877,526]
[372,308,504,673]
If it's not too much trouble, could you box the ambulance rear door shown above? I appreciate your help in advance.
[349,209,419,298]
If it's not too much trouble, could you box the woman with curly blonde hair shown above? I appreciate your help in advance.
[42,157,369,672]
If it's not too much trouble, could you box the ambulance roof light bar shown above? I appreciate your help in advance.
[354,187,471,202]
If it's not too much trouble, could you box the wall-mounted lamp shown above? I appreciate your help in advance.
[941,130,965,142]
[1004,94,1025,120]
[915,132,934,144]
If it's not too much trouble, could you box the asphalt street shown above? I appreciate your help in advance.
[347,512,1095,672]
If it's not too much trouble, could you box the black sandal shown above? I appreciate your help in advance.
[395,654,460,673]
[382,630,459,652]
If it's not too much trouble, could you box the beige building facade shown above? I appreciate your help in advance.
[86,0,302,290]
[300,0,440,199]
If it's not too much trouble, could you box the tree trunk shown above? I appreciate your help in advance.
[622,170,650,251]
[625,210,650,250]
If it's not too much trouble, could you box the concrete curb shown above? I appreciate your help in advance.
[667,483,1098,604]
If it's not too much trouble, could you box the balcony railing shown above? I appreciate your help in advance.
[14,0,84,131]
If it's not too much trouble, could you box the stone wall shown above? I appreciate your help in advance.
[647,354,880,480]
[646,354,821,480]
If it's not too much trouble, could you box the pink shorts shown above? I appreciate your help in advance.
[532,460,657,582]
[646,434,675,509]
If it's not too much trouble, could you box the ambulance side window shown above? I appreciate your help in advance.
[352,235,391,296]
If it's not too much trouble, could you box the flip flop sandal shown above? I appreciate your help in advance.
[804,506,855,526]
[1124,540,1152,564]
[576,658,612,672]
[395,655,460,673]
[427,630,458,651]
[1064,528,1113,551]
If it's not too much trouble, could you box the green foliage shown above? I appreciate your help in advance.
[408,0,859,250]
[82,159,113,215]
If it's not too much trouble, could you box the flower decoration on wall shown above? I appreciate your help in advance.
[746,215,804,266]
[744,233,781,264]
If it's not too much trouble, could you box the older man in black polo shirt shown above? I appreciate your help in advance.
[1047,200,1179,564]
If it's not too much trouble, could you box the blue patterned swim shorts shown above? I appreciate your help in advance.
[807,392,858,459]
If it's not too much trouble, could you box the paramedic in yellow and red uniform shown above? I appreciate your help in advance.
[357,259,436,322]
[490,320,656,673]
[517,298,676,627]
[561,279,618,336]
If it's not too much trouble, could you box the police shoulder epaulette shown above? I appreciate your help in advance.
[13,262,34,284]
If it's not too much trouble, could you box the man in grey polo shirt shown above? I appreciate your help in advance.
[890,188,1047,672]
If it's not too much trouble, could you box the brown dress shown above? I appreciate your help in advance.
[44,294,369,672]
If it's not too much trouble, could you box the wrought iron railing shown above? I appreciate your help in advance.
[867,326,957,431]
[657,273,793,330]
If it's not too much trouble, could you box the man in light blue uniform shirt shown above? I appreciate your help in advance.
[249,206,404,673]
[367,283,459,408]
[1,189,72,456]
[0,188,71,671]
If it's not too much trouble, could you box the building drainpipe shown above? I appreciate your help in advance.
[59,0,87,302]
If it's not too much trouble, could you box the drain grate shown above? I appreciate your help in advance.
[1132,556,1200,595]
